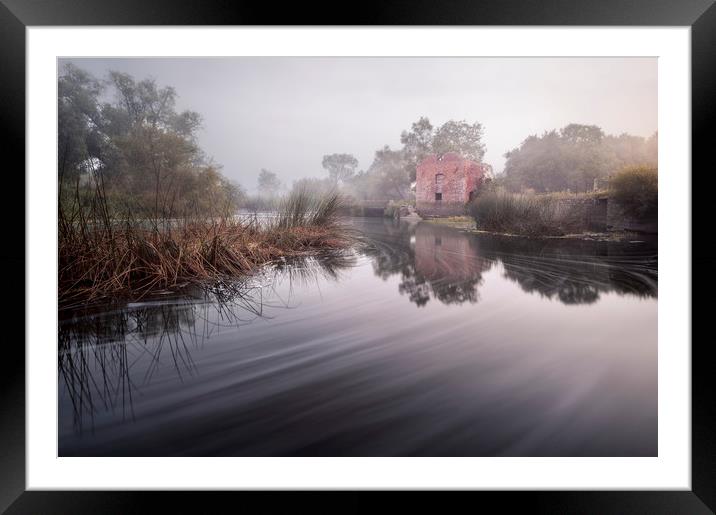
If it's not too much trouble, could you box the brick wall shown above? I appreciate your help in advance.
[416,153,486,216]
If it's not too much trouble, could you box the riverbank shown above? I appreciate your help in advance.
[59,191,352,309]
[59,221,352,309]
[423,216,647,242]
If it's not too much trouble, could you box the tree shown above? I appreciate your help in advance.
[559,123,604,144]
[57,64,241,219]
[400,116,434,181]
[503,131,569,192]
[502,124,657,193]
[366,146,410,200]
[322,153,358,186]
[432,120,486,162]
[58,63,104,185]
[609,165,658,218]
[257,168,281,197]
[559,124,607,192]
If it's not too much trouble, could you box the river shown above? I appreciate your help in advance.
[59,217,658,456]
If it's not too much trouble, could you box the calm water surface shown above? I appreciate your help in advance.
[59,218,657,456]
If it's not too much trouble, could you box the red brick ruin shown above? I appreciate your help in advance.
[415,152,490,216]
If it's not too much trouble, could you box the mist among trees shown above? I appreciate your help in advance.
[59,62,657,214]
[316,117,488,202]
[500,124,657,193]
[58,63,243,219]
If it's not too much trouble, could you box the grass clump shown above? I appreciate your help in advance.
[59,187,349,308]
[469,190,569,237]
[609,165,658,218]
[274,187,343,229]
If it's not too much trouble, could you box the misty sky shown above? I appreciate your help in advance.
[61,57,657,193]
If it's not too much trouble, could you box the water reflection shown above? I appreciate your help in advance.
[356,219,656,306]
[59,252,356,434]
[59,219,657,457]
[362,223,492,306]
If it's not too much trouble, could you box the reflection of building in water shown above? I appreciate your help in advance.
[359,218,657,308]
[414,224,488,282]
[401,224,492,307]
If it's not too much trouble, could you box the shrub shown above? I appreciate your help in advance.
[469,190,565,236]
[274,187,342,229]
[609,165,658,218]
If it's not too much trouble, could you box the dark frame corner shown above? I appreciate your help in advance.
[2,1,713,513]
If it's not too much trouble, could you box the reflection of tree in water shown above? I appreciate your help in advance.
[357,219,657,307]
[58,251,356,433]
[360,220,492,307]
[477,235,657,305]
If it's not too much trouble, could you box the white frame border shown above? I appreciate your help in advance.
[27,27,690,490]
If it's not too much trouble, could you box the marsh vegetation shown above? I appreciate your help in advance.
[58,65,351,308]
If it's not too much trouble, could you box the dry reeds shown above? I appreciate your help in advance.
[469,190,569,237]
[59,187,349,308]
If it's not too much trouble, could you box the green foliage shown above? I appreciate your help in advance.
[58,64,104,183]
[400,116,434,181]
[432,120,486,163]
[58,64,240,220]
[609,165,658,218]
[502,124,658,194]
[470,190,565,236]
[343,147,409,202]
[347,116,487,201]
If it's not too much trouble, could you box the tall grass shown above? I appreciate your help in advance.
[609,165,657,218]
[469,190,570,236]
[273,187,343,229]
[59,183,348,308]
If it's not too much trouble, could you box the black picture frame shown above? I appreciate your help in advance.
[2,1,713,512]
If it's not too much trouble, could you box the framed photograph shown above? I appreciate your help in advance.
[2,0,713,512]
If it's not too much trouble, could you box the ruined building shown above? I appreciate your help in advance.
[415,153,490,216]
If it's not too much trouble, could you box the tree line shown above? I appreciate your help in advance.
[60,64,657,215]
[269,117,488,202]
[500,124,657,193]
[281,120,656,203]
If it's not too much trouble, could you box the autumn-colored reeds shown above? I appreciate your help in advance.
[59,187,350,308]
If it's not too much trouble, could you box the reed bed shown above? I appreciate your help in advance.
[59,188,350,308]
[469,190,571,237]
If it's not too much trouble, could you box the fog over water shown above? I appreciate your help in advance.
[60,57,657,192]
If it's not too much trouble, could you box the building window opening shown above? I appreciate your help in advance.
[435,173,444,202]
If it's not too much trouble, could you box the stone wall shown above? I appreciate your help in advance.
[553,196,657,234]
[606,199,657,233]
[415,201,470,217]
[553,196,608,233]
